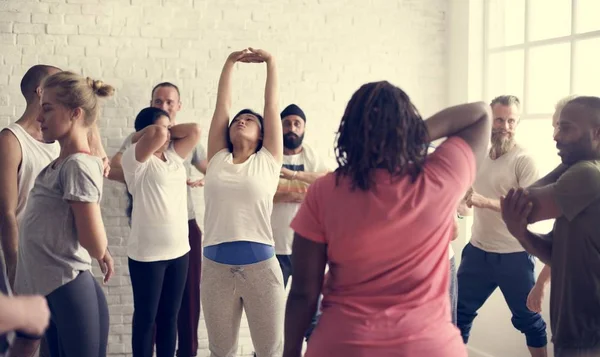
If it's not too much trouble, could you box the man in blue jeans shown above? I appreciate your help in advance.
[457,95,548,356]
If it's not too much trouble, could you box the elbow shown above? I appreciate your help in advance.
[475,102,492,123]
[0,212,17,244]
[189,124,202,141]
[154,125,170,141]
[147,125,169,142]
[0,211,16,229]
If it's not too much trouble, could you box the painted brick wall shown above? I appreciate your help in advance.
[0,0,447,355]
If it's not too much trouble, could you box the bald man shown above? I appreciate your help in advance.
[502,96,600,357]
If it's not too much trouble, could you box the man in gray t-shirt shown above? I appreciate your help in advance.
[108,82,206,357]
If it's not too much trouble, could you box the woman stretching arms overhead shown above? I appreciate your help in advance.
[202,48,284,357]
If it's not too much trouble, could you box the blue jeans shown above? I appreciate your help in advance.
[276,254,322,341]
[449,256,457,325]
[457,243,547,348]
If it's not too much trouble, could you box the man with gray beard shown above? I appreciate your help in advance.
[457,96,548,357]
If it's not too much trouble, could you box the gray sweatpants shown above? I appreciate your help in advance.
[201,257,286,357]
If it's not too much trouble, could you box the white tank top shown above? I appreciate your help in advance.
[3,123,59,225]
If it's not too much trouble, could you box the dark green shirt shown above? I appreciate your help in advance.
[551,160,600,349]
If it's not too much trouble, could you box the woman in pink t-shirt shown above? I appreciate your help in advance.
[283,81,492,357]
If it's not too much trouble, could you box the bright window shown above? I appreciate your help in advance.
[483,0,600,232]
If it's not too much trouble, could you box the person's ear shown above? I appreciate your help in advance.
[71,107,84,122]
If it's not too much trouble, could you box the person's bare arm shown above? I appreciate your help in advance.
[88,124,106,159]
[452,215,459,241]
[527,264,551,313]
[170,123,202,159]
[424,102,492,170]
[134,125,169,163]
[274,191,305,203]
[465,190,501,212]
[193,159,208,175]
[88,124,109,177]
[70,202,107,260]
[107,152,125,183]
[525,185,562,224]
[253,48,283,162]
[0,130,21,288]
[207,50,249,162]
[501,188,553,264]
[457,197,473,216]
[0,293,49,336]
[280,168,327,185]
[535,264,551,288]
[517,231,553,265]
[283,234,327,357]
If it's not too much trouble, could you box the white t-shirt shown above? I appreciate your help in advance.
[272,145,329,255]
[121,144,190,262]
[469,144,539,253]
[3,123,59,225]
[203,147,281,247]
[119,132,206,220]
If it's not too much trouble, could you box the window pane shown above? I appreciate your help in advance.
[527,43,571,114]
[487,0,525,47]
[515,119,560,234]
[576,0,600,33]
[573,38,600,96]
[487,50,524,104]
[529,0,572,41]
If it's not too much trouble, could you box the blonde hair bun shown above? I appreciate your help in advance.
[86,77,115,98]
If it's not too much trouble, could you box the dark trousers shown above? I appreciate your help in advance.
[277,254,293,288]
[129,253,189,357]
[276,254,322,341]
[176,220,202,357]
[457,243,547,348]
[45,270,109,357]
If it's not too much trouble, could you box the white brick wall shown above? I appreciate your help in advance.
[0,0,447,356]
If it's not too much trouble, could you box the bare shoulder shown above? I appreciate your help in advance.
[0,129,22,168]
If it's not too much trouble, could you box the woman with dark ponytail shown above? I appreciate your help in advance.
[121,107,200,357]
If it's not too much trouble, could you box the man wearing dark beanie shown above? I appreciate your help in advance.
[271,103,329,340]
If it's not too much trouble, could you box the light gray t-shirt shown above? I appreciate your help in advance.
[14,154,103,297]
[119,132,206,220]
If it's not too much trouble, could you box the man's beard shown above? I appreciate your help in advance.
[284,133,304,150]
[490,131,515,159]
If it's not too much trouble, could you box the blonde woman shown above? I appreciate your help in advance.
[14,71,114,357]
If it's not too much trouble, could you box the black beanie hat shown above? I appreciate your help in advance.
[280,104,306,122]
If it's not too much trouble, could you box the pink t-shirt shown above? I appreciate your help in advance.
[290,137,475,357]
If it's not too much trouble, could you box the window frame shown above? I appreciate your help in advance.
[482,0,600,119]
